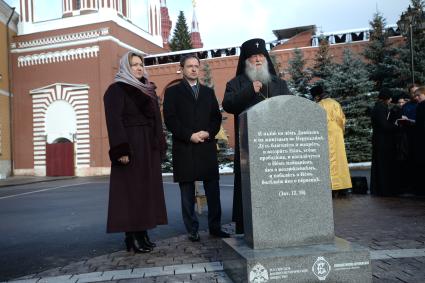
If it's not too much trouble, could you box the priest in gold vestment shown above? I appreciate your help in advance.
[310,85,352,195]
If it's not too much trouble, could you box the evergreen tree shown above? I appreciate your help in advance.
[161,123,173,173]
[392,0,425,86]
[325,49,373,98]
[201,61,214,88]
[320,49,374,162]
[341,92,376,163]
[363,12,398,90]
[387,47,413,88]
[287,48,311,97]
[312,36,334,81]
[169,11,192,51]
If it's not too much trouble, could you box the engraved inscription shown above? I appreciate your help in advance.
[269,266,309,280]
[253,130,325,190]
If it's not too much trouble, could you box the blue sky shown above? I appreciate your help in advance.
[5,0,412,49]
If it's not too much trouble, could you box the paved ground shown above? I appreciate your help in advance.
[1,173,425,282]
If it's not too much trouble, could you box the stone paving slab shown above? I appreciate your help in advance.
[37,275,74,283]
[73,272,111,283]
[4,280,38,283]
[193,261,223,272]
[372,258,425,283]
[371,248,425,260]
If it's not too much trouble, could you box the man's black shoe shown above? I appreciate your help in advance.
[188,231,200,242]
[210,230,230,238]
[235,223,244,234]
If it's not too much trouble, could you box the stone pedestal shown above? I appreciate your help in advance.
[223,96,372,282]
[223,237,371,283]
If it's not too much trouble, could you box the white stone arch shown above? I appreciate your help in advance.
[30,83,90,176]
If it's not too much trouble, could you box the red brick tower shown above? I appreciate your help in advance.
[160,0,172,50]
[190,1,203,48]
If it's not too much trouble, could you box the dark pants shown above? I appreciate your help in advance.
[179,179,222,234]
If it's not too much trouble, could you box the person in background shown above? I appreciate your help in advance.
[400,83,420,194]
[402,84,419,120]
[103,51,168,253]
[222,38,291,234]
[389,93,410,124]
[163,54,229,242]
[370,88,397,196]
[413,86,425,196]
[389,93,411,194]
[310,85,352,197]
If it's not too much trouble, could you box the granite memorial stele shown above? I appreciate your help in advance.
[223,96,371,283]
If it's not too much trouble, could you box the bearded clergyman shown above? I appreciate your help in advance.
[222,38,291,235]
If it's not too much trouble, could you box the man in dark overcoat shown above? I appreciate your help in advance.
[222,38,291,234]
[163,54,229,241]
[370,88,397,196]
[413,86,425,195]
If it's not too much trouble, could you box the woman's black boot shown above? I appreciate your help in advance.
[124,232,152,253]
[143,231,157,248]
[137,231,156,248]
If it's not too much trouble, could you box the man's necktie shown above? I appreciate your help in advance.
[191,85,198,99]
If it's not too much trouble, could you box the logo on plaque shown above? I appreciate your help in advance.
[312,256,331,281]
[249,263,269,283]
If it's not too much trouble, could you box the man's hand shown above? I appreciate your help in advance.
[190,132,204,143]
[118,155,129,164]
[253,80,263,93]
[190,131,209,143]
[198,131,210,140]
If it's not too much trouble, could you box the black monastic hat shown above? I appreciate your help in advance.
[378,88,392,100]
[235,38,277,76]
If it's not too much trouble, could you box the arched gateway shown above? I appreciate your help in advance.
[30,83,90,176]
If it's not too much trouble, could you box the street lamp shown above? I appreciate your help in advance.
[397,5,425,84]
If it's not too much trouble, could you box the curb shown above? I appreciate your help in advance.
[0,176,76,188]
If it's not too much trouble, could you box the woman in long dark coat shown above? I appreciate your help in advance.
[370,88,397,196]
[104,51,167,253]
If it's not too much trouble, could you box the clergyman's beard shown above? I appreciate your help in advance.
[245,59,272,84]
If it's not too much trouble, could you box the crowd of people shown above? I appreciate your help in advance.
[371,84,425,197]
[102,39,423,253]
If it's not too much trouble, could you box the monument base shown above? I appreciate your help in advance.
[223,237,371,283]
